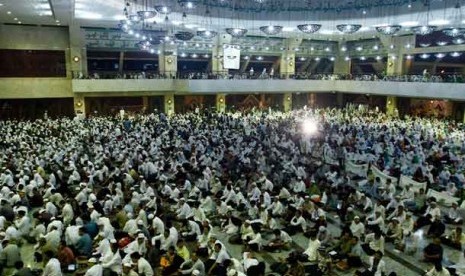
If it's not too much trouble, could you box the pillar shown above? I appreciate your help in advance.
[159,45,177,78]
[386,96,398,117]
[68,24,88,78]
[382,35,415,76]
[283,93,292,112]
[142,96,149,114]
[216,94,226,113]
[280,52,295,79]
[280,38,302,78]
[212,34,232,75]
[119,52,125,74]
[334,43,351,75]
[309,93,316,108]
[164,94,175,116]
[73,95,86,117]
[336,93,344,107]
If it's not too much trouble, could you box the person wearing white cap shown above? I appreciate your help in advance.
[176,199,193,220]
[350,216,365,239]
[84,257,103,276]
[121,262,138,276]
[102,239,122,276]
[124,233,148,258]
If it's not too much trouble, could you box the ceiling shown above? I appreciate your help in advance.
[0,0,464,38]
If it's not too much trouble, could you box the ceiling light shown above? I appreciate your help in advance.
[299,57,307,61]
[336,24,362,34]
[345,56,351,61]
[360,56,366,61]
[435,53,446,58]
[265,47,270,50]
[191,53,198,58]
[13,17,17,21]
[256,56,263,60]
[375,25,402,35]
[411,25,437,35]
[203,54,209,58]
[406,55,413,60]
[341,46,347,52]
[375,56,382,60]
[7,11,11,15]
[356,46,363,51]
[260,25,283,36]
[436,41,448,46]
[373,45,379,50]
[297,24,322,34]
[197,30,217,39]
[405,43,411,48]
[442,27,465,37]
[180,53,187,57]
[419,43,431,47]
[329,57,335,61]
[315,57,321,61]
[55,20,60,23]
[243,56,249,60]
[420,53,430,59]
[127,14,141,22]
[225,28,247,37]
[325,47,331,52]
[451,52,462,57]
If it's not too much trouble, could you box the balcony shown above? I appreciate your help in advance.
[72,78,465,100]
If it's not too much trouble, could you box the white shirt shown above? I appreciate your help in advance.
[136,257,154,276]
[84,264,103,276]
[304,239,321,262]
[42,258,62,276]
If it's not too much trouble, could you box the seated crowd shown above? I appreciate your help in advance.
[0,105,465,276]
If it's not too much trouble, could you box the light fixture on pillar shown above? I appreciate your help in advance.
[259,25,283,36]
[226,28,248,37]
[375,25,402,35]
[73,56,80,62]
[336,24,362,34]
[297,24,322,34]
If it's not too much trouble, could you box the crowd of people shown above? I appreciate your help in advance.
[0,105,465,276]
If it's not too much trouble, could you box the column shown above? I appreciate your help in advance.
[336,93,344,107]
[159,45,177,78]
[386,96,398,117]
[73,95,86,117]
[164,94,175,116]
[280,52,295,79]
[334,42,351,75]
[119,52,125,74]
[283,93,292,112]
[68,24,88,78]
[279,38,302,78]
[382,35,415,76]
[216,94,226,113]
[211,34,232,75]
[142,96,149,114]
[309,93,316,108]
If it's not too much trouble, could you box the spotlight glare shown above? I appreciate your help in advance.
[302,119,318,135]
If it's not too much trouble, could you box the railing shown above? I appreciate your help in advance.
[72,70,464,83]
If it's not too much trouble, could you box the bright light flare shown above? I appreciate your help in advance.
[302,119,318,135]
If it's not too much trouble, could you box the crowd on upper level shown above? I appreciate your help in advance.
[0,106,465,275]
[73,70,464,83]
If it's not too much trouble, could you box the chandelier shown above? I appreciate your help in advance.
[297,24,322,34]
[453,38,464,44]
[442,27,465,37]
[259,25,283,36]
[411,25,437,35]
[336,24,362,34]
[174,31,195,41]
[178,0,199,9]
[137,10,157,20]
[197,30,217,39]
[375,25,402,35]
[154,5,171,14]
[226,28,248,37]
